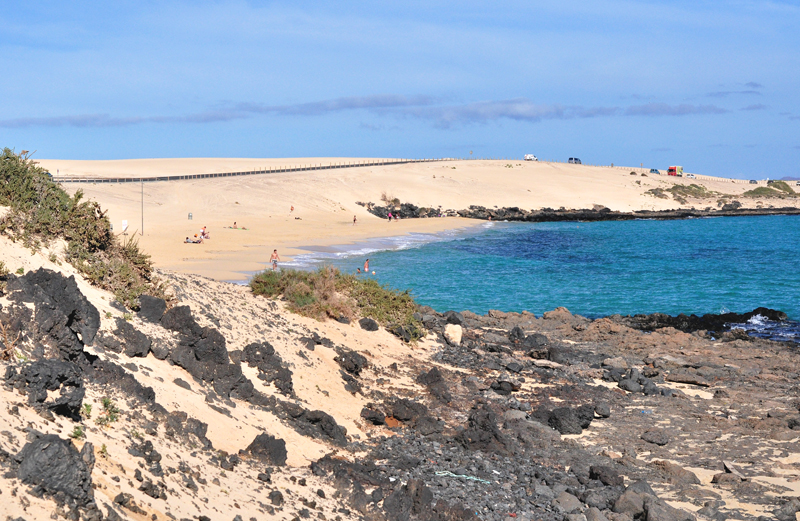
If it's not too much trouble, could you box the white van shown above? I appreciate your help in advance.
[524,154,538,161]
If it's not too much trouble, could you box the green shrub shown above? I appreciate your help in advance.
[250,267,424,340]
[95,397,120,426]
[743,182,796,198]
[69,426,85,439]
[0,148,167,308]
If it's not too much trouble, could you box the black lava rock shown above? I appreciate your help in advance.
[16,434,94,508]
[245,433,287,466]
[359,317,380,331]
[137,295,166,323]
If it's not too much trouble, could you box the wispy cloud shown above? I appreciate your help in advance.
[404,99,621,128]
[741,104,767,111]
[0,95,435,129]
[790,115,800,121]
[624,103,728,116]
[0,96,731,129]
[236,95,439,116]
[745,82,764,89]
[707,90,761,98]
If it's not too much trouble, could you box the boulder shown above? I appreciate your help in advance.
[454,405,510,454]
[553,491,583,513]
[590,465,624,487]
[642,494,695,521]
[160,305,202,337]
[245,433,287,466]
[137,295,166,322]
[443,310,465,325]
[360,407,386,425]
[16,434,94,508]
[444,324,463,346]
[114,318,152,358]
[12,360,85,420]
[641,429,670,446]
[548,407,584,435]
[652,460,700,486]
[6,268,100,360]
[359,317,380,332]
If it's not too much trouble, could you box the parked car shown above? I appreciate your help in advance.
[796,181,800,186]
[749,180,758,184]
[685,173,696,179]
[667,166,683,176]
[649,168,660,175]
[767,180,776,185]
[524,154,538,161]
[568,158,581,164]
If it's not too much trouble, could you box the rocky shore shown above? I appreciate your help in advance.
[359,201,800,222]
[2,264,800,521]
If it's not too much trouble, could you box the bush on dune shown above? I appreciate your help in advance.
[0,148,166,308]
[250,267,423,341]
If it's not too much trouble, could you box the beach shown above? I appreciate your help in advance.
[36,157,797,281]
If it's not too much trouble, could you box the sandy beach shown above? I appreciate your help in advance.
[35,157,794,282]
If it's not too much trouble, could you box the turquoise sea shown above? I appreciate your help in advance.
[282,215,800,341]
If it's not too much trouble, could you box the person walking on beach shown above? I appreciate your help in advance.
[364,259,369,272]
[388,212,392,222]
[270,249,281,271]
[353,215,357,225]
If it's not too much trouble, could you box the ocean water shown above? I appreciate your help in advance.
[282,215,800,340]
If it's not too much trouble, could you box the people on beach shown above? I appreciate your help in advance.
[364,259,369,272]
[184,237,192,243]
[357,268,362,274]
[270,249,281,271]
[201,226,210,239]
[290,206,294,213]
[228,222,248,230]
[388,212,392,222]
[353,215,357,225]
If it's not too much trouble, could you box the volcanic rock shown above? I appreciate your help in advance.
[15,434,94,508]
[245,433,287,466]
[137,295,166,322]
[358,317,380,331]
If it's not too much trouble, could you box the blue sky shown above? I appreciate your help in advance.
[2,1,799,178]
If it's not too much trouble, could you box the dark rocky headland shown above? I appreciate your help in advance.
[359,201,800,222]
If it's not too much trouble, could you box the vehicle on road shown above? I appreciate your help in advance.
[568,158,581,164]
[667,166,683,177]
[649,168,660,175]
[749,180,758,184]
[685,173,696,179]
[524,154,538,161]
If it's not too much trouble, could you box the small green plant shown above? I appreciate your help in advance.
[48,252,61,265]
[0,261,8,277]
[122,312,132,321]
[16,267,24,275]
[105,311,112,319]
[95,397,120,426]
[82,403,92,419]
[131,429,142,440]
[69,426,85,439]
[100,444,108,458]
